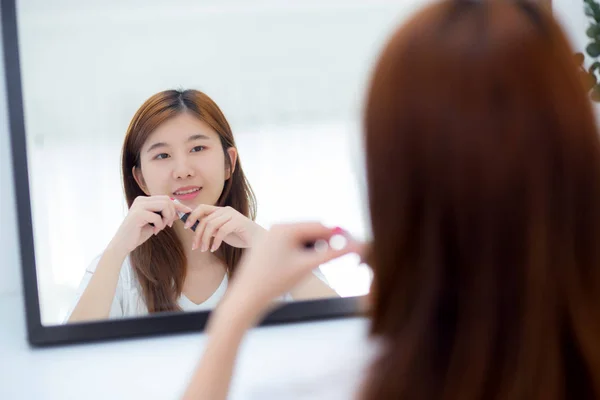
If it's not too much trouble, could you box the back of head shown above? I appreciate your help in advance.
[362,1,600,399]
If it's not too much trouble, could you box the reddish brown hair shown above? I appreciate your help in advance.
[362,1,600,399]
[121,89,256,313]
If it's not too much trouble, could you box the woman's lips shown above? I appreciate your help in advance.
[173,188,201,201]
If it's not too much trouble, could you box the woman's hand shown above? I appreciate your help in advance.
[224,223,362,317]
[184,205,265,252]
[182,222,363,400]
[108,195,192,255]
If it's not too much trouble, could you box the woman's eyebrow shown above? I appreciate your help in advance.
[146,141,169,153]
[188,134,211,142]
[146,134,211,153]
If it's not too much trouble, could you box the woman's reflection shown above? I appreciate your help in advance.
[66,89,336,323]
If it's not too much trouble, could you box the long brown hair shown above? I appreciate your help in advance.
[362,1,600,399]
[121,89,256,313]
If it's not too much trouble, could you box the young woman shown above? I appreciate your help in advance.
[182,1,600,399]
[67,89,336,323]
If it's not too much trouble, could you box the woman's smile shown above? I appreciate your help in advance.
[173,185,202,201]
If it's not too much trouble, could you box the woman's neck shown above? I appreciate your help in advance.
[173,220,224,271]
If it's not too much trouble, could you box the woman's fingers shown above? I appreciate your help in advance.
[193,211,231,251]
[185,204,218,230]
[134,196,184,227]
[161,204,177,228]
[210,219,237,253]
[274,222,336,246]
[277,223,360,267]
[151,196,194,226]
[172,199,193,215]
[134,195,170,211]
[145,201,176,228]
[142,210,165,234]
[201,215,233,252]
[305,245,354,268]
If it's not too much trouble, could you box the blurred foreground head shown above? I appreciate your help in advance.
[363,0,600,398]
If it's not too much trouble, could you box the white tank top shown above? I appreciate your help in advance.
[63,254,320,322]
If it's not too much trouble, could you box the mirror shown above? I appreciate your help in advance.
[5,0,568,345]
[9,0,421,329]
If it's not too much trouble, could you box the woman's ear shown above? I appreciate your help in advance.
[132,166,150,195]
[225,147,238,180]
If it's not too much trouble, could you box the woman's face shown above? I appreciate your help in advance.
[133,112,237,208]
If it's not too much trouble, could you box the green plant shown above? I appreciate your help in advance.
[579,0,600,101]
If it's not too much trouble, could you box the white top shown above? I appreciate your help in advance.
[65,254,328,322]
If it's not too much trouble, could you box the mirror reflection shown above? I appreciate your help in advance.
[66,89,352,323]
[17,0,415,325]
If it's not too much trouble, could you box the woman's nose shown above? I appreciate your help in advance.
[173,159,194,179]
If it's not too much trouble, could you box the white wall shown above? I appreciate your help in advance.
[554,0,588,55]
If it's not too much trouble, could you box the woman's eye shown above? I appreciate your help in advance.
[191,146,205,153]
[154,153,170,160]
